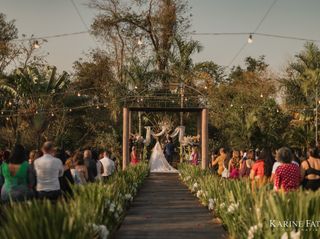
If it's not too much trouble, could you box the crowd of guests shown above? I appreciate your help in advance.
[0,142,117,203]
[210,146,320,192]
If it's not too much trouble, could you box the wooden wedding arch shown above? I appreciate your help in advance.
[121,83,209,170]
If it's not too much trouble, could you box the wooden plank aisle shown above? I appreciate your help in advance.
[114,173,227,239]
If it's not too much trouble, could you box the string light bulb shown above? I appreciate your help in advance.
[33,40,40,49]
[96,105,100,109]
[51,112,54,117]
[248,34,253,44]
[138,37,143,46]
[134,86,138,90]
[260,93,264,98]
[77,92,81,97]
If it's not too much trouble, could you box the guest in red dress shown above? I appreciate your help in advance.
[274,147,300,192]
[250,149,266,189]
[130,146,139,165]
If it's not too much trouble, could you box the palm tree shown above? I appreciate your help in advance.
[282,42,320,147]
[0,65,70,147]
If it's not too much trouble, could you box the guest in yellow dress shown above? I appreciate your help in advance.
[211,148,227,175]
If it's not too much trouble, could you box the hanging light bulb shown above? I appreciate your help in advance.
[1,111,3,115]
[69,109,72,112]
[134,86,138,90]
[204,86,208,90]
[35,110,38,114]
[248,34,253,44]
[138,37,143,46]
[33,40,40,49]
[260,93,263,98]
[6,117,9,121]
[51,112,54,117]
[77,92,81,97]
[230,104,233,107]
[96,105,100,109]
[276,109,279,113]
[8,101,12,106]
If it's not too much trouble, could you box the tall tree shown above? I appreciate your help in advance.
[90,0,190,83]
[281,42,320,147]
[0,13,18,74]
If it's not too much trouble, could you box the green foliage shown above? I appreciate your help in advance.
[179,164,320,239]
[0,163,149,239]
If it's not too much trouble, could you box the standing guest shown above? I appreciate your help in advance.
[301,147,320,191]
[84,149,97,182]
[110,151,118,171]
[0,145,35,202]
[190,146,199,165]
[0,150,10,165]
[212,148,227,176]
[92,150,104,181]
[274,147,300,192]
[56,149,74,197]
[130,146,139,165]
[100,150,115,181]
[264,148,275,179]
[270,149,282,183]
[250,149,266,188]
[164,138,175,165]
[74,152,88,184]
[229,150,241,179]
[210,149,219,173]
[34,142,64,201]
[1,150,10,164]
[239,149,254,178]
[28,150,42,165]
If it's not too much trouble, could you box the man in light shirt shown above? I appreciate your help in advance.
[100,150,115,181]
[34,141,64,201]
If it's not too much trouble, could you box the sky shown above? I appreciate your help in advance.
[1,0,320,74]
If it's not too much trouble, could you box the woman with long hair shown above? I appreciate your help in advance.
[301,147,320,191]
[228,150,241,179]
[0,145,35,202]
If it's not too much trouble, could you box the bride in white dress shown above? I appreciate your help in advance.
[149,141,178,173]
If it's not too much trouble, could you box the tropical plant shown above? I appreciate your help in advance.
[0,65,70,147]
[0,162,149,239]
[179,164,320,239]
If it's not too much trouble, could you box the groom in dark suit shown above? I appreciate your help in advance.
[164,137,175,165]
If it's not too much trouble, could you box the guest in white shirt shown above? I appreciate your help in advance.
[100,150,115,181]
[34,141,64,201]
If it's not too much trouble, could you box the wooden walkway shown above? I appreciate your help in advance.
[114,173,227,239]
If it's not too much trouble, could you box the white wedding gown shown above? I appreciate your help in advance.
[149,142,178,173]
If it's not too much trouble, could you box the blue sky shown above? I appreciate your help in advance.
[1,0,320,73]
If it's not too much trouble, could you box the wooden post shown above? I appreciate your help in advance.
[197,112,201,137]
[123,108,129,170]
[201,108,208,169]
[128,110,132,137]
